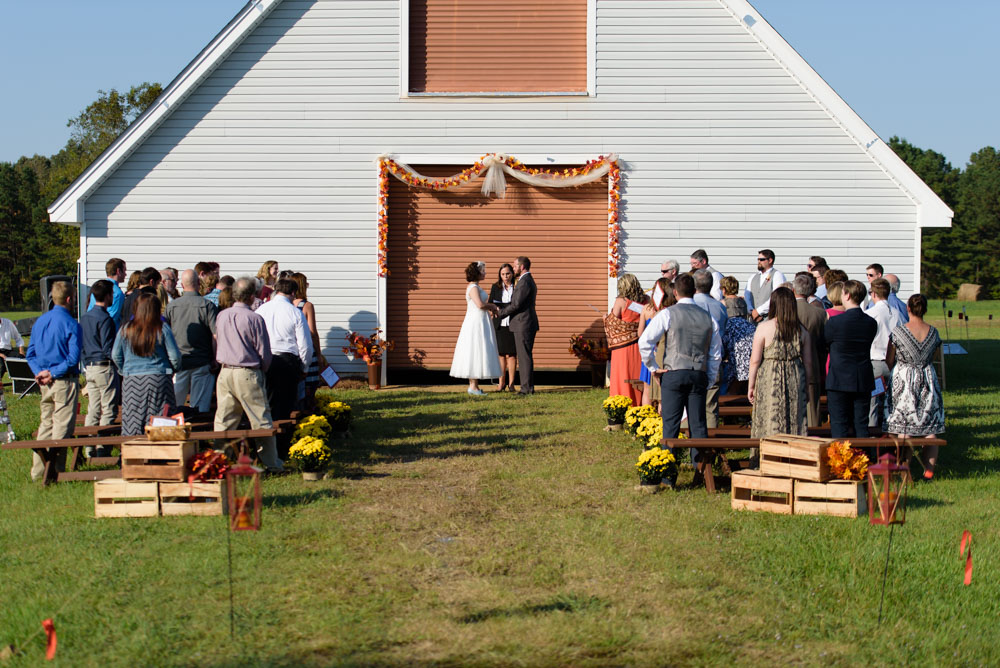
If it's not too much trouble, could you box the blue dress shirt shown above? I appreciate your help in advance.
[88,281,125,328]
[26,305,83,379]
[81,305,116,365]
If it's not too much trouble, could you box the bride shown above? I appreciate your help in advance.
[450,262,502,395]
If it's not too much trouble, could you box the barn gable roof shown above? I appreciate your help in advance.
[49,0,952,228]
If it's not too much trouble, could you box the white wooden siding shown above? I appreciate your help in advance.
[84,0,918,374]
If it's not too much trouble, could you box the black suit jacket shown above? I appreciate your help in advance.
[825,308,877,393]
[497,273,538,334]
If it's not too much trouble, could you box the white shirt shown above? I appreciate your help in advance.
[499,284,514,327]
[0,318,24,351]
[638,297,723,385]
[704,265,725,301]
[254,294,313,368]
[816,283,828,301]
[744,267,787,316]
[867,299,901,361]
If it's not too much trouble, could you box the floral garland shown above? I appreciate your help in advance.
[376,153,622,278]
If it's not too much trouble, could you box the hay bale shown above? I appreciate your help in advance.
[956,284,986,301]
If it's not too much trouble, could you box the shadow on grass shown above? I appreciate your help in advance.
[459,593,609,624]
[264,489,343,509]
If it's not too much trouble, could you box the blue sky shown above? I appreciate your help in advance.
[0,0,995,167]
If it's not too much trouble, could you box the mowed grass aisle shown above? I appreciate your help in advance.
[1,311,999,665]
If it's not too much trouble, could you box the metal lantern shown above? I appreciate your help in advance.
[867,453,910,526]
[226,453,262,531]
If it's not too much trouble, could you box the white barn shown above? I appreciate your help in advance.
[50,0,951,379]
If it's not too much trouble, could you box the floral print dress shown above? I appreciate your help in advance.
[750,335,808,438]
[885,325,944,436]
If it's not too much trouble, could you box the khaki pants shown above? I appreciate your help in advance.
[32,377,79,481]
[85,364,119,426]
[214,367,282,471]
[806,382,822,428]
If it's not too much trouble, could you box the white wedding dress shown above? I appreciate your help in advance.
[449,283,502,379]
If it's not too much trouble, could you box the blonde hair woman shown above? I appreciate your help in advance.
[608,273,648,405]
[256,260,279,301]
[637,277,674,407]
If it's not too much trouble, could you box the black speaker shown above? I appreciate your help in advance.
[40,275,75,312]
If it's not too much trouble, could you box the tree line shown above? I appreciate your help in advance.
[0,84,997,308]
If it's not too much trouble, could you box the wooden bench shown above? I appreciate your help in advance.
[661,436,946,494]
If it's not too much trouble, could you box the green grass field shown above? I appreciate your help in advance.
[1,306,998,665]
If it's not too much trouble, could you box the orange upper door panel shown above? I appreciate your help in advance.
[409,0,588,93]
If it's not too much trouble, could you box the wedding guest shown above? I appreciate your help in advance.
[868,277,901,432]
[256,278,313,454]
[746,249,786,322]
[720,299,756,396]
[25,281,81,481]
[217,287,235,311]
[885,294,944,481]
[638,274,721,466]
[863,263,884,309]
[196,262,222,305]
[689,249,724,300]
[748,288,813,439]
[807,256,827,273]
[793,274,827,427]
[826,282,847,319]
[884,274,910,324]
[81,280,120,456]
[495,256,538,395]
[720,276,748,319]
[660,260,680,282]
[291,272,326,410]
[809,261,831,307]
[608,273,648,405]
[112,292,181,437]
[214,277,283,472]
[0,315,26,358]
[450,262,501,395]
[257,260,279,302]
[825,280,877,438]
[489,263,518,392]
[88,257,127,327]
[165,269,217,415]
[694,269,727,428]
[160,267,180,302]
[637,277,673,406]
[121,267,161,326]
[125,270,141,295]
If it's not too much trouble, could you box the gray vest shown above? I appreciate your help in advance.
[664,303,713,372]
[749,271,774,311]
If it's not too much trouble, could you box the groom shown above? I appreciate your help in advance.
[497,256,538,395]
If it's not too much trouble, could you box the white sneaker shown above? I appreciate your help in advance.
[467,388,485,396]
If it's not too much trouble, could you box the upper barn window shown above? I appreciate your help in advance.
[406,0,590,95]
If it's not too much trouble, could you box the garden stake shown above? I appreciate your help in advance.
[877,523,896,624]
[942,301,950,342]
[963,307,970,342]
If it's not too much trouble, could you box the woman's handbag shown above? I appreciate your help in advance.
[604,311,639,350]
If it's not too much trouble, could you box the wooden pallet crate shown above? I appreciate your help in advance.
[121,440,196,481]
[731,470,794,515]
[94,480,159,518]
[159,480,228,516]
[759,434,833,482]
[794,480,867,518]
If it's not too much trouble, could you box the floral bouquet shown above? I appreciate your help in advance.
[342,328,394,365]
[636,447,677,485]
[190,450,230,481]
[317,400,352,432]
[602,395,632,424]
[293,414,332,442]
[569,334,611,363]
[827,440,870,480]
[288,436,332,472]
[624,405,659,437]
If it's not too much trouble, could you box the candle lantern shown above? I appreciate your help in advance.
[226,453,262,531]
[867,453,910,526]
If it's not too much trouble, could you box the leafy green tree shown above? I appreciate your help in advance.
[955,147,1000,297]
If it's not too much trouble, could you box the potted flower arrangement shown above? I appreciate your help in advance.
[293,414,332,441]
[624,405,658,438]
[602,395,632,431]
[317,400,352,435]
[569,334,611,387]
[288,435,332,480]
[343,328,394,390]
[636,415,664,450]
[635,447,677,489]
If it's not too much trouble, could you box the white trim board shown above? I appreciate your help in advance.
[721,0,952,229]
[48,0,284,224]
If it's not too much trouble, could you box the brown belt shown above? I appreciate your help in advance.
[222,364,259,370]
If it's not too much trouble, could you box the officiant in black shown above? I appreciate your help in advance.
[489,263,518,392]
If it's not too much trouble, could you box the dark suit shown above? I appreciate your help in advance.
[825,307,877,438]
[497,272,538,393]
[796,298,827,427]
